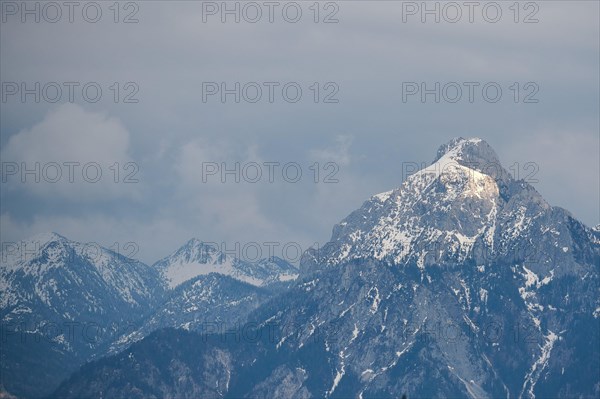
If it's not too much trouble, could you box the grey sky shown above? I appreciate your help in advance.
[1,0,598,264]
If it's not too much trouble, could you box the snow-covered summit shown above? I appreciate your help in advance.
[412,137,511,196]
[153,238,299,289]
[403,137,503,204]
[1,232,67,268]
[26,231,67,244]
[434,137,500,166]
[301,137,591,277]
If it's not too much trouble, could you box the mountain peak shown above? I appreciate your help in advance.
[300,137,570,274]
[428,137,512,194]
[25,231,67,245]
[434,136,482,158]
[184,237,210,246]
[179,238,222,256]
[433,137,501,169]
[153,238,298,289]
[0,232,69,267]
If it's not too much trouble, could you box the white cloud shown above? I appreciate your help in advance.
[310,135,353,167]
[1,103,140,201]
[174,138,296,244]
[0,0,597,257]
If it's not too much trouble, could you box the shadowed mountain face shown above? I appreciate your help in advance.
[51,138,600,399]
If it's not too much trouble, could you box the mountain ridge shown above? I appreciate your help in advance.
[153,238,299,289]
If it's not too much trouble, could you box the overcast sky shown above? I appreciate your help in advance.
[1,0,598,264]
